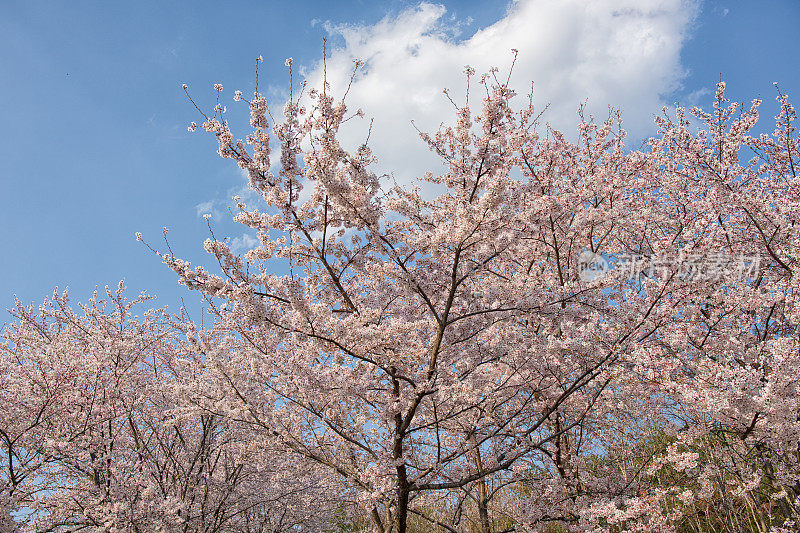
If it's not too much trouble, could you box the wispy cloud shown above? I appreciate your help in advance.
[229,232,260,253]
[195,200,223,219]
[685,87,712,106]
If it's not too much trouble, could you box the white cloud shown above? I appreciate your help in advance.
[195,200,222,219]
[229,232,260,253]
[685,86,712,106]
[302,0,699,187]
[195,171,265,219]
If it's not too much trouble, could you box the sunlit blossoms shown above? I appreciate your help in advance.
[146,57,799,532]
[1,55,799,533]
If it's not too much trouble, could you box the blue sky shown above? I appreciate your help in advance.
[1,0,798,322]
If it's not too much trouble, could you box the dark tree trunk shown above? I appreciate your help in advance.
[395,470,409,533]
[469,431,491,533]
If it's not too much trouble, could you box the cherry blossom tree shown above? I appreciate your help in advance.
[141,56,664,532]
[156,54,800,531]
[0,284,340,532]
[590,83,800,532]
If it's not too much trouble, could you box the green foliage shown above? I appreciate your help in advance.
[332,426,798,532]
